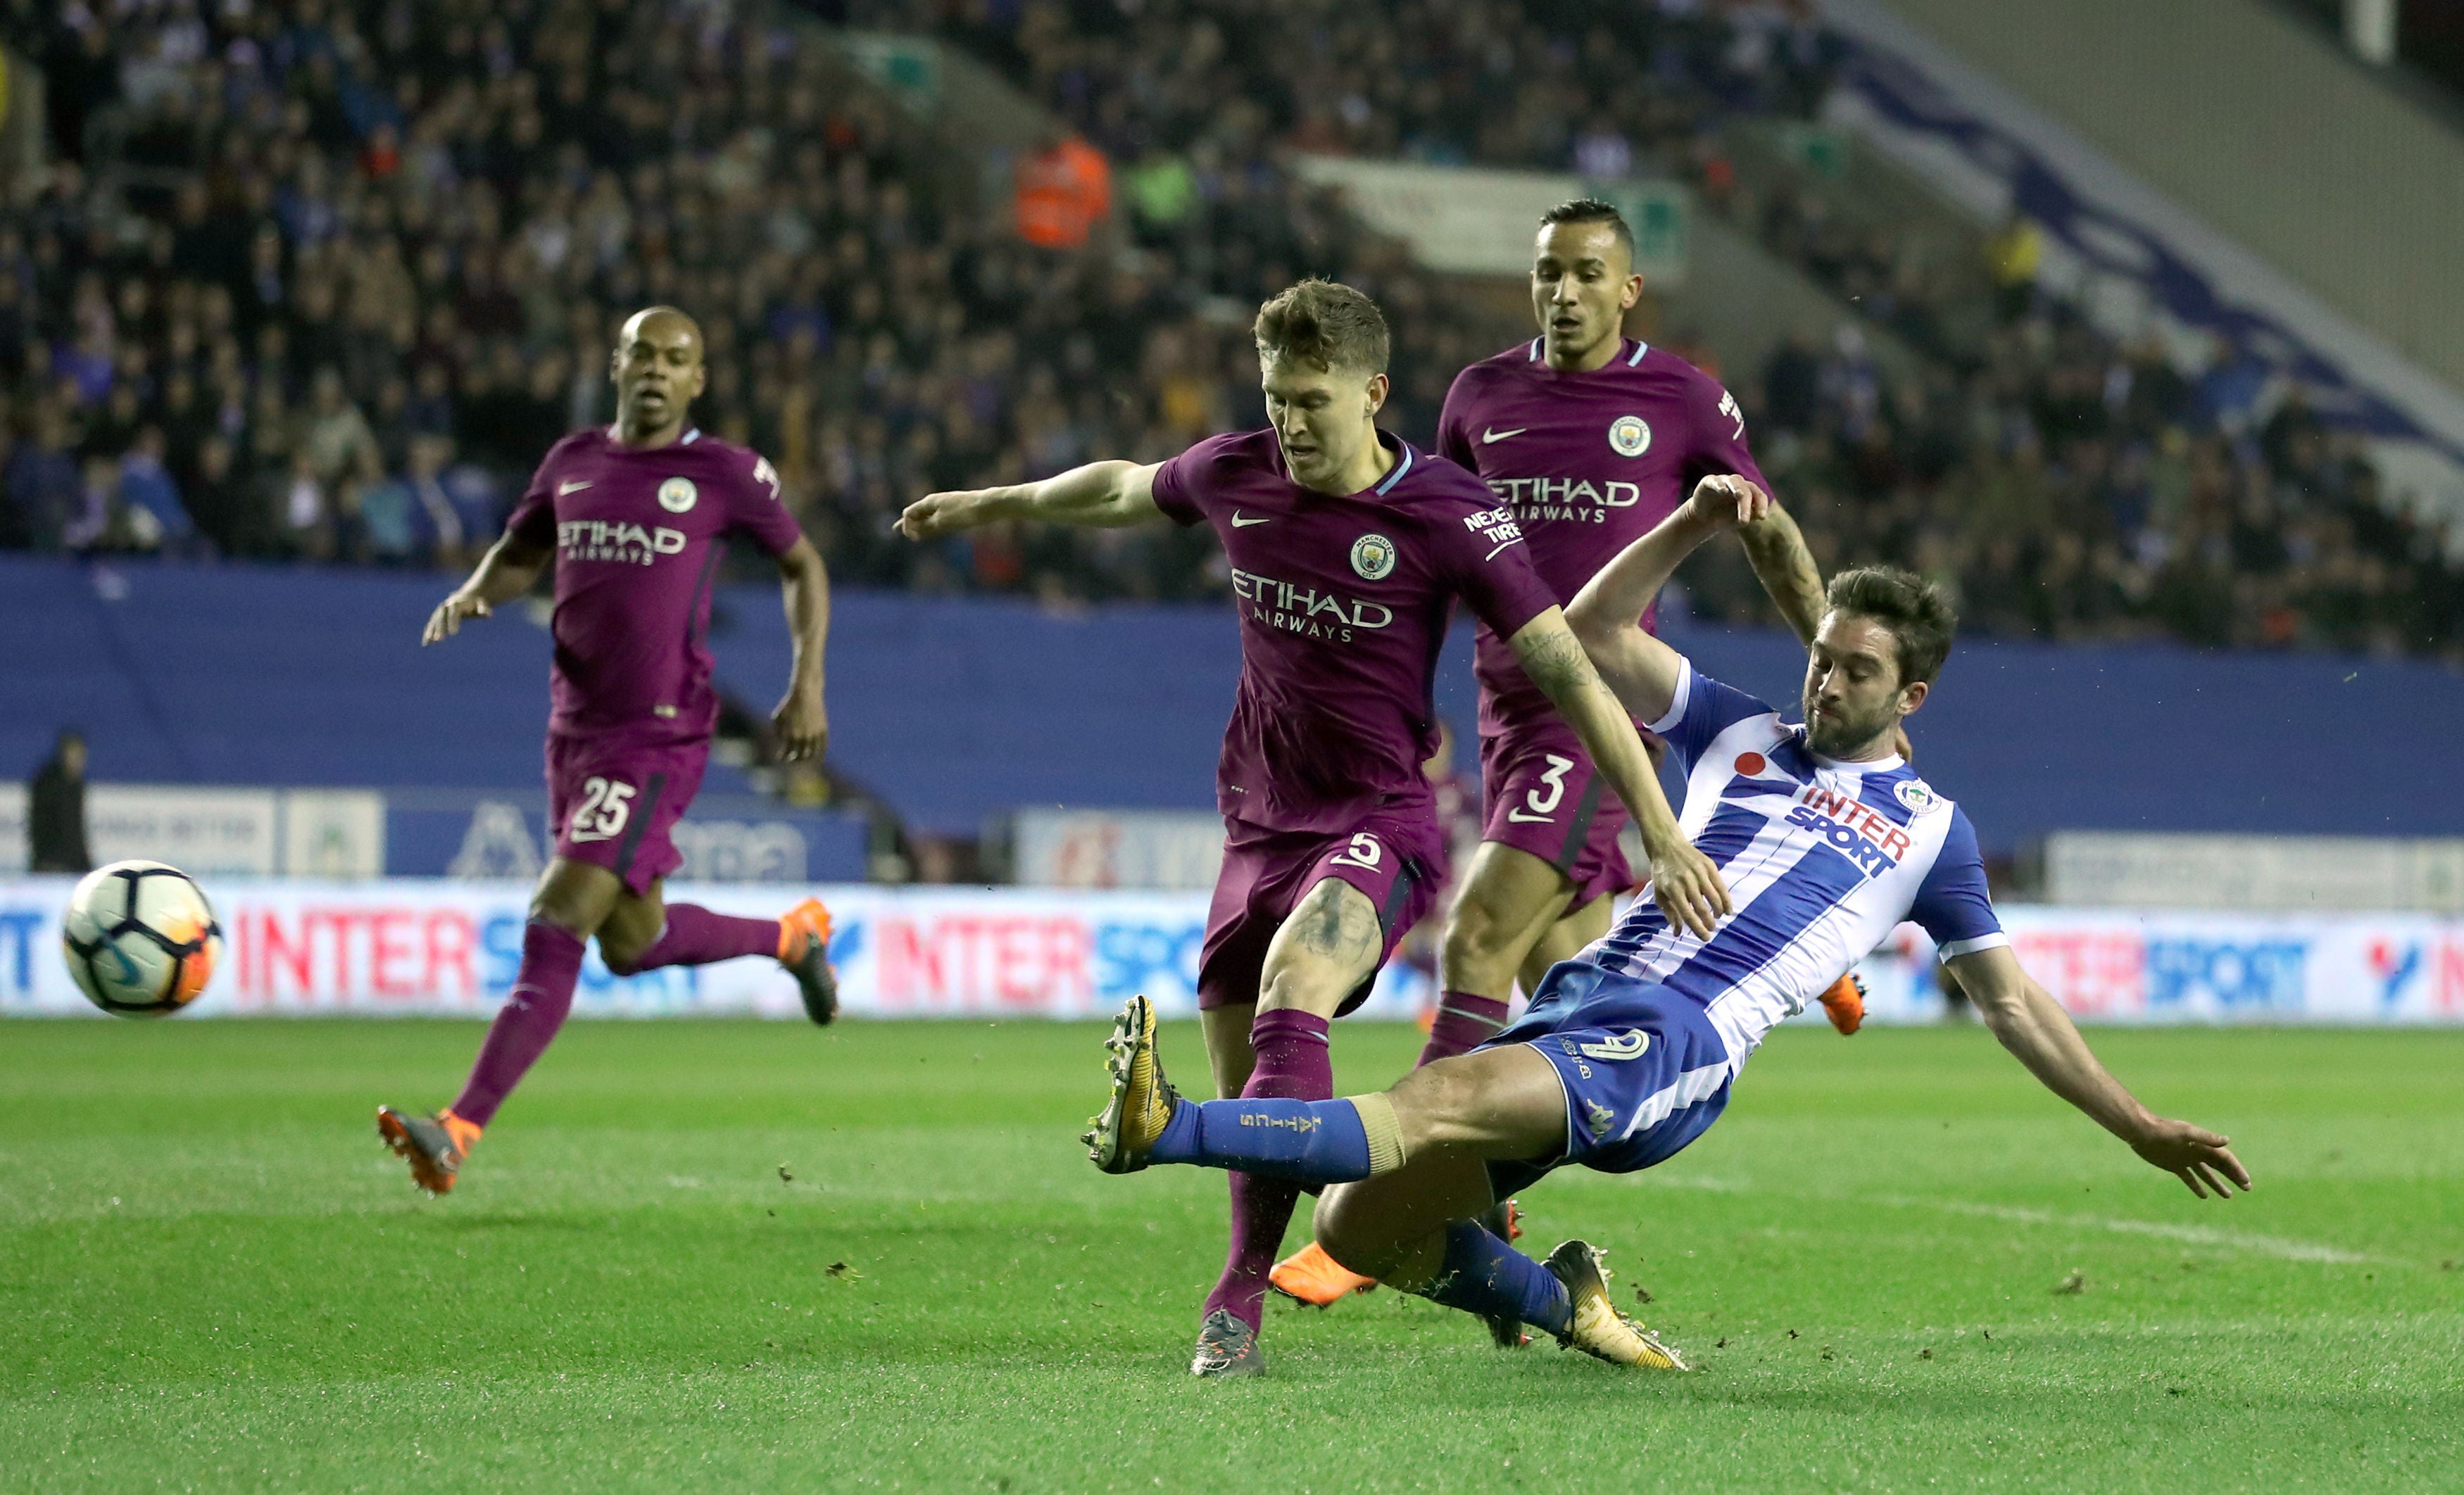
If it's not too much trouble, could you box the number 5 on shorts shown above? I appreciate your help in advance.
[570,776,636,843]
[1328,833,1384,870]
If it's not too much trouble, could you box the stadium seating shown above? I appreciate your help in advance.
[8,0,2456,664]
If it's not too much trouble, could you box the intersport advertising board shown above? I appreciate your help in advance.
[3,878,2462,1023]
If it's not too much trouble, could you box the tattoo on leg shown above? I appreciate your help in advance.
[1293,888,1378,960]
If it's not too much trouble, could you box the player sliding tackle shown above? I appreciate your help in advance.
[1276,196,1871,1317]
[1086,481,2252,1371]
[901,279,1724,1377]
[376,307,840,1197]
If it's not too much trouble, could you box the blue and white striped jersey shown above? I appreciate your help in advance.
[1589,661,2007,1073]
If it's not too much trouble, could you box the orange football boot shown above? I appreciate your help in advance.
[1269,1241,1378,1306]
[1818,972,1866,1035]
[376,1106,482,1196]
[779,897,838,1025]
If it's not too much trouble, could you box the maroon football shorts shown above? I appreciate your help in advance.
[544,733,708,896]
[1478,721,1637,909]
[1195,809,1447,1016]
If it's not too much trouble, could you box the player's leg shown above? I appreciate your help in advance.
[1275,841,1563,1311]
[1428,729,1613,1067]
[456,857,623,1126]
[378,855,622,1194]
[1515,890,1614,997]
[1196,873,1388,1373]
[1090,990,1696,1368]
[597,878,841,1025]
[1429,841,1577,1064]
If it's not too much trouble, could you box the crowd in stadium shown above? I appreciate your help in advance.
[1,0,2457,659]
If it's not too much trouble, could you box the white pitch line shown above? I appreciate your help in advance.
[1885,1197,2382,1265]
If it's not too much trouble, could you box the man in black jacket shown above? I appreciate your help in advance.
[29,730,92,873]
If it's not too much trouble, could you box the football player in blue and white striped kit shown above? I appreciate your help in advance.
[1083,475,2251,1373]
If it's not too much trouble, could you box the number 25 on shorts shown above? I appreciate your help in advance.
[569,776,636,843]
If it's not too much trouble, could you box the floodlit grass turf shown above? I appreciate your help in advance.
[1,1020,2459,1493]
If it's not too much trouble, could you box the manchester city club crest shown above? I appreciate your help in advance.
[1609,414,1652,457]
[1350,532,1397,580]
[658,477,699,513]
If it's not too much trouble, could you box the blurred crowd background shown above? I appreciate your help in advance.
[2,0,2458,661]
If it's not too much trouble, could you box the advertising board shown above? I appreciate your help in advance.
[4,878,2459,1023]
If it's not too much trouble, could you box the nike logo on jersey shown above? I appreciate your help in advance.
[558,479,593,495]
[1231,512,1271,526]
[1481,427,1526,444]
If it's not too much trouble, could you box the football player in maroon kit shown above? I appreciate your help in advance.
[899,279,1733,1377]
[375,307,839,1197]
[1271,201,1859,1313]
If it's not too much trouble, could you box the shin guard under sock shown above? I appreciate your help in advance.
[1146,1093,1404,1182]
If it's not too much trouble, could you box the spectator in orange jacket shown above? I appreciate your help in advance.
[1016,131,1112,249]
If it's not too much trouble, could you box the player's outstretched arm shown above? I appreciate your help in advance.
[1944,946,2253,1200]
[1564,474,1770,721]
[422,532,550,645]
[897,460,1163,540]
[1507,608,1730,940]
[772,536,830,762]
[1735,498,1826,647]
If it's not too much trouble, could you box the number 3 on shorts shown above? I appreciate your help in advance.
[570,776,637,843]
[1328,832,1384,870]
[1507,754,1576,824]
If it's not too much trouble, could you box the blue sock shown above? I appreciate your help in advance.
[1143,1097,1372,1183]
[1419,1220,1571,1339]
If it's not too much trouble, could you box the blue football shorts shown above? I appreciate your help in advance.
[1473,961,1735,1197]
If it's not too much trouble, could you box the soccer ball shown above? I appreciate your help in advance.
[61,861,225,1017]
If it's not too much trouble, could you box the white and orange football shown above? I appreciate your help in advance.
[61,861,224,1017]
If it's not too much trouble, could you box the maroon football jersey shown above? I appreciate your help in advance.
[1437,339,1768,738]
[505,426,803,742]
[1152,428,1558,833]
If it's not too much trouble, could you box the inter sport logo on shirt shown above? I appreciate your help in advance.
[1785,784,1915,878]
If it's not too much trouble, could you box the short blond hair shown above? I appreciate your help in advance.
[1253,279,1389,374]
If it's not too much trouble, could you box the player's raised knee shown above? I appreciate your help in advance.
[1440,898,1524,992]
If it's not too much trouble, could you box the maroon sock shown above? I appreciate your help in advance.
[1416,990,1511,1068]
[449,920,584,1128]
[608,903,779,974]
[1202,1009,1335,1331]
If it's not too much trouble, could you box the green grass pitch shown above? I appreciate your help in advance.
[2,1018,2459,1492]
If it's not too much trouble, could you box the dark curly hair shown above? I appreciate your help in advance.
[1825,567,1958,686]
